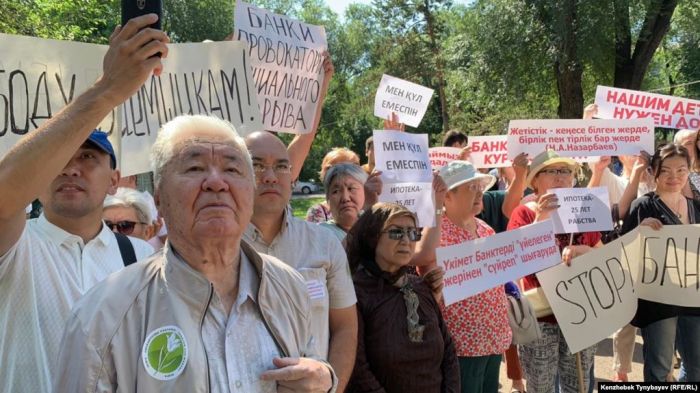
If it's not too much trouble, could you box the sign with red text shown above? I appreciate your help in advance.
[438,220,560,306]
[507,119,654,160]
[375,130,434,227]
[428,147,461,169]
[537,231,639,354]
[549,187,613,234]
[595,86,700,130]
[468,135,510,168]
[374,74,434,128]
[235,1,327,134]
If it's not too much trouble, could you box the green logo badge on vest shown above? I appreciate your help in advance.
[142,325,188,381]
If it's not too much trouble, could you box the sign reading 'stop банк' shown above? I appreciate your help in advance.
[235,1,328,134]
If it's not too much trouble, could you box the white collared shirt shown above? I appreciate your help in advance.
[0,214,154,393]
[244,210,356,358]
[202,252,280,393]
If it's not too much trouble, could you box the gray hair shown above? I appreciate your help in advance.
[150,115,253,190]
[674,129,697,144]
[323,163,368,197]
[103,187,154,224]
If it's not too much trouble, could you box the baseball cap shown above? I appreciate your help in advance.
[85,130,117,169]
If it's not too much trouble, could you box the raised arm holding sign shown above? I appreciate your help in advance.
[374,75,434,128]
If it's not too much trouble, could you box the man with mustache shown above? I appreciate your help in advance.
[0,14,163,391]
[244,131,357,392]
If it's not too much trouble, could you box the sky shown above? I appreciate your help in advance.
[325,0,474,19]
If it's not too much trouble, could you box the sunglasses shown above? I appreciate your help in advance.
[382,227,423,241]
[104,220,147,235]
[539,168,573,176]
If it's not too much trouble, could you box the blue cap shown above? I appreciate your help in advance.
[86,130,117,169]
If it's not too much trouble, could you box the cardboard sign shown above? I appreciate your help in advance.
[636,225,700,307]
[120,41,263,175]
[0,35,263,176]
[507,119,654,160]
[536,231,639,354]
[428,147,461,169]
[374,130,434,226]
[373,74,434,128]
[378,182,435,228]
[0,34,108,158]
[595,86,700,130]
[438,220,560,306]
[235,1,327,134]
[550,187,613,234]
[468,135,510,168]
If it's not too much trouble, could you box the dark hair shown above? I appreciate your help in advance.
[442,130,468,147]
[693,130,700,172]
[345,202,417,274]
[651,143,691,179]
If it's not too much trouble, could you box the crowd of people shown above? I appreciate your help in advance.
[0,13,699,393]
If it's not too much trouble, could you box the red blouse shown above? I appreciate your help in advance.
[439,215,512,357]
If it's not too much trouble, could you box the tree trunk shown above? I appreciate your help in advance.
[421,0,450,132]
[613,0,679,90]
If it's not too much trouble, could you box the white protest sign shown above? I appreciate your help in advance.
[636,225,700,307]
[468,135,510,168]
[235,1,327,134]
[428,147,461,169]
[507,119,654,160]
[549,187,613,234]
[374,130,434,226]
[373,74,434,128]
[0,34,108,158]
[438,220,560,306]
[373,130,432,183]
[536,230,639,354]
[119,41,263,176]
[595,86,700,130]
[379,182,435,228]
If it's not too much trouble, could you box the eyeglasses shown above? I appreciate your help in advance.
[104,220,147,235]
[252,162,292,176]
[382,227,423,241]
[539,168,573,176]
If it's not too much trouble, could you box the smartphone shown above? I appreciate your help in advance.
[121,0,162,30]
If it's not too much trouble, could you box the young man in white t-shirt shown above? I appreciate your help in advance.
[0,14,166,391]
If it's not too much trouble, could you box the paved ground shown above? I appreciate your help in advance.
[497,330,665,392]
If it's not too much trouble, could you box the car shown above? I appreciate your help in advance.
[293,181,320,194]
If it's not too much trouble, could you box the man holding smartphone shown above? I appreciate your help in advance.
[0,14,168,392]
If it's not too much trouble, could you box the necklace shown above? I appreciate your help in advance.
[668,196,684,219]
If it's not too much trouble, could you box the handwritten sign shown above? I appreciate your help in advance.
[549,187,613,234]
[0,34,263,177]
[0,33,108,158]
[373,74,434,128]
[379,182,435,228]
[636,225,700,307]
[120,41,263,175]
[374,130,433,226]
[507,119,654,160]
[468,135,510,168]
[428,147,461,169]
[595,86,700,130]
[235,1,327,134]
[438,220,560,306]
[537,231,639,354]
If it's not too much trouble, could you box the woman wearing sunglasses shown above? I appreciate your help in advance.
[103,187,157,241]
[345,202,459,393]
[507,150,602,393]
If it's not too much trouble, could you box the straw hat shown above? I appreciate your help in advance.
[439,160,496,191]
[526,150,578,188]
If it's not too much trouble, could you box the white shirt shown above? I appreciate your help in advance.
[244,210,356,358]
[202,252,280,393]
[599,167,653,204]
[0,214,154,393]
